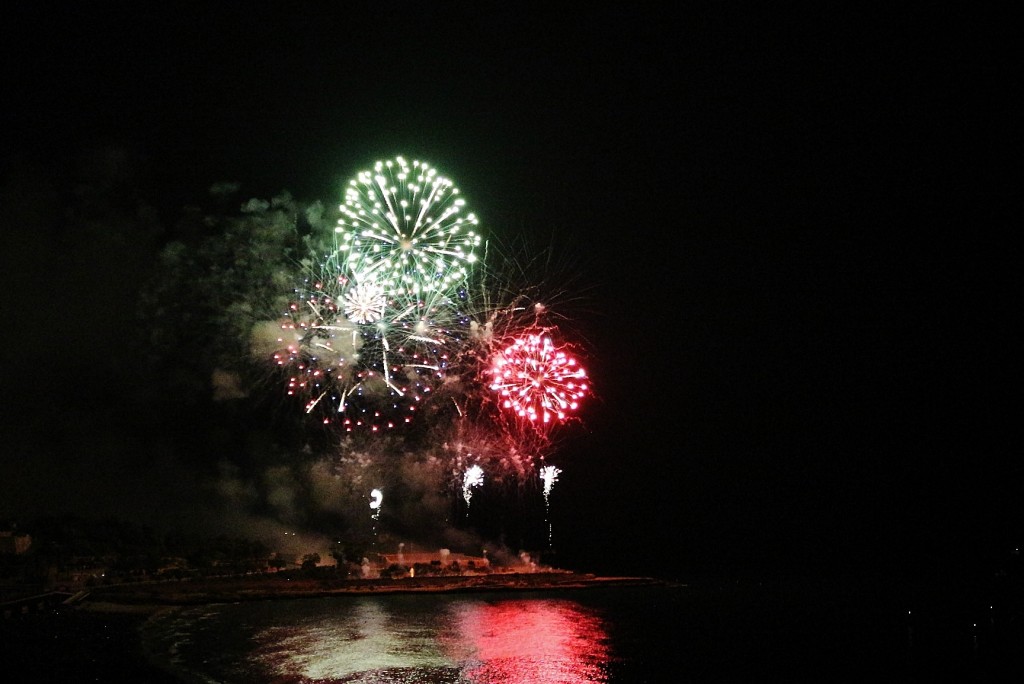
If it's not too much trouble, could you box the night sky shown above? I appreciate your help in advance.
[1,5,1018,582]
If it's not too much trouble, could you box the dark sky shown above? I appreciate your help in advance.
[1,5,1018,581]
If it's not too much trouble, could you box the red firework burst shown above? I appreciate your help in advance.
[487,333,589,425]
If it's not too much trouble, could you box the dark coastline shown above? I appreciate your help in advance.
[79,570,669,606]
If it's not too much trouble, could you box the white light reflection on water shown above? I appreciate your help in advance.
[250,598,453,679]
[147,594,613,683]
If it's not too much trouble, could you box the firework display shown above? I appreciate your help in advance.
[269,156,589,443]
[257,155,593,548]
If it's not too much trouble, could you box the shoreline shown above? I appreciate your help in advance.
[76,571,673,610]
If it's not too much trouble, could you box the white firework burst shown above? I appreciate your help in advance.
[343,281,386,323]
[540,464,561,501]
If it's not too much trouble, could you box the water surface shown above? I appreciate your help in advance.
[141,583,1013,682]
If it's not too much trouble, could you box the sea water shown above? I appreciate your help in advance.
[140,582,1014,683]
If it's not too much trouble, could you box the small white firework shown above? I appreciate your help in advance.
[369,488,384,520]
[344,282,386,323]
[540,464,561,501]
[462,464,485,507]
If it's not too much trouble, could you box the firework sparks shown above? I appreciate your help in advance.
[259,155,596,515]
[268,156,490,433]
[462,464,485,508]
[335,156,481,298]
[539,464,562,549]
[540,464,561,502]
[137,150,607,566]
[273,270,466,432]
[369,488,383,518]
[343,281,386,323]
[487,333,589,425]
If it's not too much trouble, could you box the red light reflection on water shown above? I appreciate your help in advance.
[440,599,611,683]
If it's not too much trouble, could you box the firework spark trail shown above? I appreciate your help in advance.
[540,464,562,549]
[462,464,485,511]
[540,464,561,502]
[369,487,384,547]
[369,488,384,518]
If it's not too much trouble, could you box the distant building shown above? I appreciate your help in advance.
[375,549,490,576]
